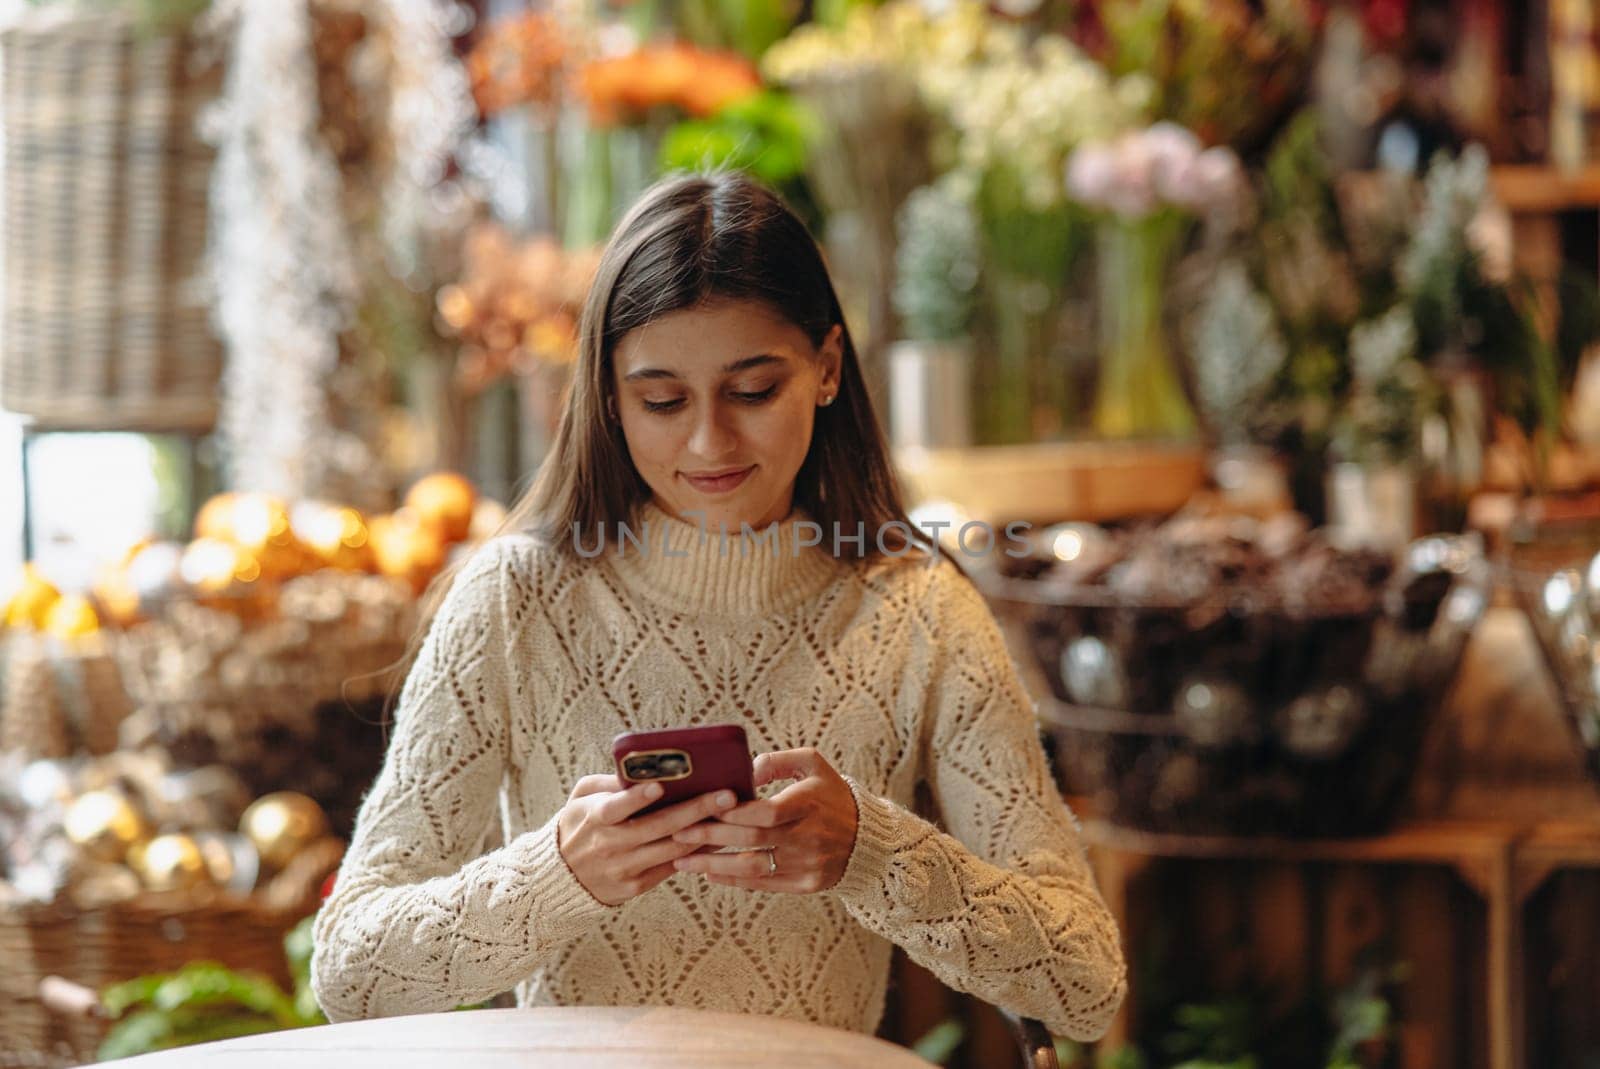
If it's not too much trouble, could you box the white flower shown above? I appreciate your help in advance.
[1467,200,1513,285]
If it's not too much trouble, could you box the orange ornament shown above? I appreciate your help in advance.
[180,537,269,616]
[405,473,477,545]
[3,563,61,630]
[228,494,309,581]
[290,501,374,573]
[194,493,240,541]
[43,593,101,639]
[369,509,447,594]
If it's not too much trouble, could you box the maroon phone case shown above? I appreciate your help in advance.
[611,723,755,817]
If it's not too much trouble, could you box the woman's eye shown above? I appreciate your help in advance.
[639,385,775,413]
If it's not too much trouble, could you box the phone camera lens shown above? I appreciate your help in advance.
[656,755,688,777]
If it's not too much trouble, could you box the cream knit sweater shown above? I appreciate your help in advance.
[310,500,1127,1041]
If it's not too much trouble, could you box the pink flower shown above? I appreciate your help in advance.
[1105,134,1157,219]
[1066,142,1119,207]
[1193,146,1243,209]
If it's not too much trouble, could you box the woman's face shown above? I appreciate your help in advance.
[612,298,842,532]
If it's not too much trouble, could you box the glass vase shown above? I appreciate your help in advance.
[979,269,1066,445]
[1092,216,1197,440]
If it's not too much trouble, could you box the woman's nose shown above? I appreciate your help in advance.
[686,403,738,459]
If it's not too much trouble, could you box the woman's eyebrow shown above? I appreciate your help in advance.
[621,353,786,382]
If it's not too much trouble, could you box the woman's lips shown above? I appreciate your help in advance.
[681,465,754,494]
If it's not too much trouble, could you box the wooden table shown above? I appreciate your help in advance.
[97,1006,935,1069]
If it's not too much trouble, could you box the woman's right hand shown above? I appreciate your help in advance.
[556,774,739,906]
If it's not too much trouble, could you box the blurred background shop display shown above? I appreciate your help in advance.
[3,1,1600,1067]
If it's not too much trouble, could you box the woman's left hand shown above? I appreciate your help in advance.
[670,748,858,893]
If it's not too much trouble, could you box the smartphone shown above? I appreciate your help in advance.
[611,723,756,817]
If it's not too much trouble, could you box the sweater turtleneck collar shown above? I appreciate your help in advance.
[600,498,846,617]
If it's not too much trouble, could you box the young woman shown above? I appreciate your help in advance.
[310,172,1127,1042]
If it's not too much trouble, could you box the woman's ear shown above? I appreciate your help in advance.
[820,324,844,393]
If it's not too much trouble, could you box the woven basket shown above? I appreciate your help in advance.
[0,631,134,761]
[0,889,318,1068]
[0,10,223,432]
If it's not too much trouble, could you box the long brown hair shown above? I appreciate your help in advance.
[388,171,944,704]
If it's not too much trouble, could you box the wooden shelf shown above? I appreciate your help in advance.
[1490,165,1600,212]
[892,441,1206,526]
[1080,815,1600,1069]
[1083,817,1519,877]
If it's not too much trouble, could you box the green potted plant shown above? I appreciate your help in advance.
[888,177,982,451]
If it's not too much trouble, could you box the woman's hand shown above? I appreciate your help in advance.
[669,748,859,893]
[557,774,738,906]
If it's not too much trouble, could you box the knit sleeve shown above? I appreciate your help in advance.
[310,538,610,1022]
[829,562,1128,1042]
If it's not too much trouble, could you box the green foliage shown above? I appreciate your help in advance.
[1212,107,1600,480]
[976,163,1087,286]
[660,91,812,190]
[1161,998,1261,1068]
[669,0,800,61]
[1091,0,1316,150]
[659,90,822,232]
[98,963,314,1060]
[97,917,325,1061]
[910,1018,966,1064]
[28,0,210,34]
[96,914,498,1060]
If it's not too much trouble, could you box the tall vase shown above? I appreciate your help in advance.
[980,269,1065,445]
[1092,215,1197,440]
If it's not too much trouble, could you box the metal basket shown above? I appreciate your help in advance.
[983,533,1490,837]
[1504,519,1600,786]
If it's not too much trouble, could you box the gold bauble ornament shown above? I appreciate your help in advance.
[190,830,261,894]
[229,493,309,581]
[179,539,272,618]
[64,790,149,863]
[4,563,61,630]
[369,509,446,594]
[43,593,101,639]
[405,473,476,544]
[240,792,329,870]
[92,566,143,628]
[181,538,259,593]
[195,492,241,541]
[290,501,374,573]
[135,833,212,893]
[196,493,309,580]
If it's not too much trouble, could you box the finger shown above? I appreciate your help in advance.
[752,748,827,788]
[621,835,715,876]
[671,821,770,849]
[569,773,623,800]
[623,788,740,844]
[624,844,726,889]
[673,848,782,880]
[715,785,810,829]
[592,781,665,824]
[629,858,682,895]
